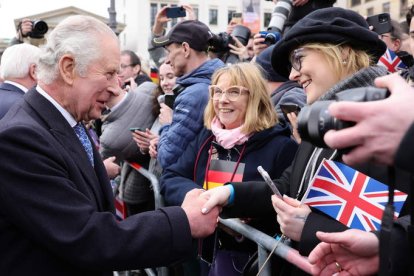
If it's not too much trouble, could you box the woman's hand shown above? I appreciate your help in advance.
[149,136,159,159]
[159,103,173,125]
[287,112,301,144]
[272,195,311,241]
[199,185,232,214]
[132,129,158,154]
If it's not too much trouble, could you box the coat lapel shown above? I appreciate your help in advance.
[24,88,112,211]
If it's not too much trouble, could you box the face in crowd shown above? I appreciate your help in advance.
[288,45,354,104]
[65,33,120,122]
[210,73,249,130]
[158,63,177,94]
[118,53,140,84]
[165,42,188,78]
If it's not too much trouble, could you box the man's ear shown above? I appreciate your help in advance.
[182,42,191,58]
[59,54,76,85]
[29,63,37,81]
[392,39,401,52]
[133,64,141,75]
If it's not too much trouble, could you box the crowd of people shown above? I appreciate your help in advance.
[1,0,414,275]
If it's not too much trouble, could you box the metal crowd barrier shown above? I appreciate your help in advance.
[127,162,311,276]
[127,162,168,276]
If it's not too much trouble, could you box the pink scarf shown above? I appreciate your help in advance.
[211,117,251,149]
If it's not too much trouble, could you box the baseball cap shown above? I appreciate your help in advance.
[152,20,213,52]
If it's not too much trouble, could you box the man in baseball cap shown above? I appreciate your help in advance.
[152,20,224,169]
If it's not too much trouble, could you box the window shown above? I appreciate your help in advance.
[209,9,218,25]
[264,12,272,28]
[192,5,199,20]
[383,2,390,14]
[351,0,361,6]
[367,7,374,16]
[150,3,157,27]
[400,0,408,17]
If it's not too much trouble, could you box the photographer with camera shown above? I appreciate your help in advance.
[308,73,414,275]
[10,18,48,46]
[208,24,252,64]
[199,8,412,275]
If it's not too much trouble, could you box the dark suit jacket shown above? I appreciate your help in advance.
[0,82,25,119]
[0,88,192,275]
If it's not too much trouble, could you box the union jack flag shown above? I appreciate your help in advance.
[377,48,408,73]
[302,159,407,231]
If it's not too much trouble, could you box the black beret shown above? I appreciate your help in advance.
[272,7,387,78]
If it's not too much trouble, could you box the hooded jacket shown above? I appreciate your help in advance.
[157,58,224,169]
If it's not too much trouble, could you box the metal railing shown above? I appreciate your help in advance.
[127,162,311,276]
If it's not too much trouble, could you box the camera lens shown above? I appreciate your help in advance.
[29,20,49,39]
[231,25,251,46]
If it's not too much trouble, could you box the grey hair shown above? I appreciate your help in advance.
[0,44,41,79]
[37,15,117,84]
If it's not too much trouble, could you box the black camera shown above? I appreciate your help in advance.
[297,87,389,148]
[209,25,251,53]
[20,20,49,39]
[259,31,281,46]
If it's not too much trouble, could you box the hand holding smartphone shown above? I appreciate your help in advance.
[129,127,145,132]
[366,13,392,35]
[257,166,282,197]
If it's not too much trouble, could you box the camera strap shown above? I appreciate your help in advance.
[379,167,395,276]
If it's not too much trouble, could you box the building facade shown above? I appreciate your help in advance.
[116,0,276,61]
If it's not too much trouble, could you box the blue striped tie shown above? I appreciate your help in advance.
[73,123,94,166]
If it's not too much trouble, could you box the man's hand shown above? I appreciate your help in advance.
[272,195,311,241]
[103,156,121,179]
[293,0,310,6]
[16,18,33,41]
[153,6,171,35]
[324,73,414,166]
[308,229,379,275]
[182,189,220,238]
[252,33,268,58]
[229,36,249,61]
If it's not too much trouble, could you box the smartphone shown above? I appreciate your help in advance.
[366,13,392,35]
[280,104,301,116]
[257,166,282,197]
[166,6,186,19]
[231,12,243,25]
[129,127,144,132]
[123,80,131,89]
[164,94,175,109]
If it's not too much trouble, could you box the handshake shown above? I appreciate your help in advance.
[181,187,231,238]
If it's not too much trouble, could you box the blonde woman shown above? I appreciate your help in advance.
[160,62,298,275]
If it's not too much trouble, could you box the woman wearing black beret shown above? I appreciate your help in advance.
[200,7,411,276]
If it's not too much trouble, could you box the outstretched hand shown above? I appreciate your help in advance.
[308,229,379,276]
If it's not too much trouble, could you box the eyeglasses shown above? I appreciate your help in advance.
[119,64,135,70]
[209,85,249,101]
[289,48,305,72]
[380,34,396,40]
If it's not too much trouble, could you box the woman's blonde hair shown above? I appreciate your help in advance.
[204,62,277,133]
[302,43,372,80]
